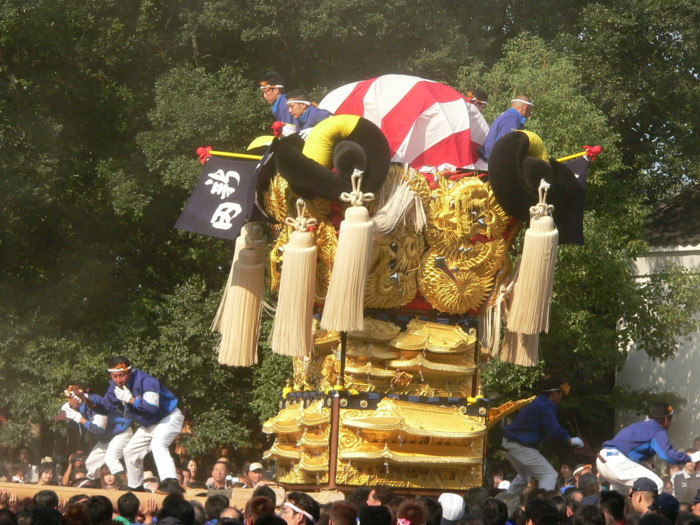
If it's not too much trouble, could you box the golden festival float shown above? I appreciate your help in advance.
[202,75,601,492]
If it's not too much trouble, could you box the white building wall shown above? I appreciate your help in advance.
[616,244,700,447]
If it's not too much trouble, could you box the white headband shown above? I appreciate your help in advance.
[287,100,311,106]
[512,98,534,106]
[284,502,315,524]
[260,84,283,90]
[107,365,132,373]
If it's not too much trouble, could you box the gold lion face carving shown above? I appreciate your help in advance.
[364,226,426,309]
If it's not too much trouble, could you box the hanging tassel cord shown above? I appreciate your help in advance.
[340,170,374,206]
[285,198,317,232]
[530,180,554,220]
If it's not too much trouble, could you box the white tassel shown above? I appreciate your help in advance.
[320,171,374,332]
[507,180,558,335]
[212,223,265,333]
[216,233,265,367]
[271,199,318,357]
[499,331,539,367]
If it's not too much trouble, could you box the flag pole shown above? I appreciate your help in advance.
[209,151,263,160]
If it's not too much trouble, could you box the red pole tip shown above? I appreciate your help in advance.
[197,146,213,165]
[583,145,603,160]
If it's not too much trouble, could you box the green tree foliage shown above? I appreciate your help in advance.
[0,0,698,455]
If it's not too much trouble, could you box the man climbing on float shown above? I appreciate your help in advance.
[502,377,584,494]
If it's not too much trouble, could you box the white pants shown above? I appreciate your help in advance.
[123,408,184,488]
[503,437,559,494]
[596,447,663,493]
[85,427,134,478]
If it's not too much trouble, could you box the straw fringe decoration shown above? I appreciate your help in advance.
[320,170,375,332]
[216,225,266,367]
[271,199,318,357]
[507,180,559,335]
[373,164,427,235]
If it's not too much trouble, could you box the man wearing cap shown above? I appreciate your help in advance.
[501,377,584,495]
[481,95,533,161]
[438,493,466,525]
[280,492,320,525]
[259,71,297,127]
[629,478,659,517]
[690,490,700,517]
[285,89,332,138]
[244,462,267,487]
[60,384,133,486]
[596,402,700,494]
[650,493,680,523]
[92,356,184,490]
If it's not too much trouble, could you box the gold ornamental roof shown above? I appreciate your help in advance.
[262,399,330,434]
[388,354,476,375]
[339,443,482,465]
[263,442,301,461]
[389,318,475,353]
[345,363,397,378]
[340,398,485,437]
[299,456,330,472]
[347,341,400,360]
[348,318,402,342]
[300,429,329,447]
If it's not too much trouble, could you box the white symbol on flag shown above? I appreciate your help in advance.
[205,169,240,199]
[211,203,242,230]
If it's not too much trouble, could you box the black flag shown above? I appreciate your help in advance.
[175,156,258,240]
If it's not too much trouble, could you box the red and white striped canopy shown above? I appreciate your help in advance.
[319,74,489,172]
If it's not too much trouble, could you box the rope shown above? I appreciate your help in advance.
[530,179,554,220]
[285,198,318,232]
[340,170,374,207]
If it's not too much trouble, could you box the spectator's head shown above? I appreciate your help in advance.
[630,478,659,516]
[255,516,289,525]
[247,462,265,485]
[65,494,90,508]
[648,403,674,429]
[33,489,59,509]
[479,498,508,525]
[220,506,244,525]
[328,501,358,525]
[108,356,132,387]
[359,506,393,525]
[0,509,17,525]
[367,486,393,506]
[86,495,113,525]
[650,493,680,523]
[252,485,277,507]
[572,504,605,525]
[397,499,430,525]
[117,492,141,521]
[31,507,61,525]
[578,474,599,496]
[158,493,195,525]
[205,494,230,521]
[245,496,276,525]
[523,498,561,525]
[439,494,466,525]
[347,487,370,509]
[281,492,320,525]
[573,465,593,484]
[260,72,285,104]
[212,461,229,485]
[676,511,700,525]
[598,490,625,525]
[638,514,673,525]
[158,478,185,495]
[189,500,206,525]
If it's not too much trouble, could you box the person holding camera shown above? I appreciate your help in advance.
[60,384,133,486]
[92,356,184,490]
[206,461,230,490]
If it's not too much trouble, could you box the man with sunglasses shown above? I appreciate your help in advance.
[597,403,700,494]
[502,377,584,494]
